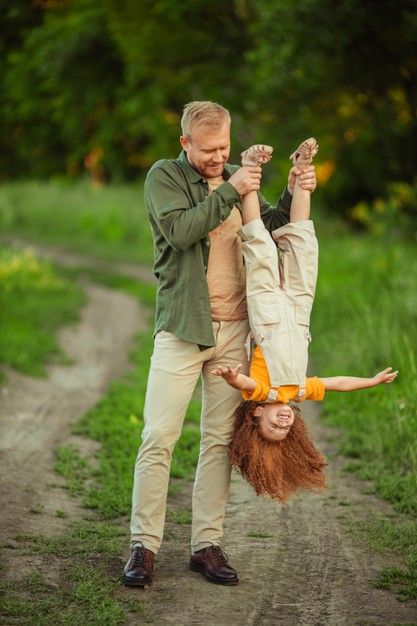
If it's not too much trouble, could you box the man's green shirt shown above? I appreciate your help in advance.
[144,150,292,349]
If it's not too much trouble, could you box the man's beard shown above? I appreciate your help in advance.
[200,163,225,178]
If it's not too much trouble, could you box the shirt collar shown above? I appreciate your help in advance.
[177,150,233,183]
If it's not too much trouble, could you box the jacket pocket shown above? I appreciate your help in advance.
[295,295,313,326]
[295,296,313,341]
[249,292,281,324]
[249,292,281,344]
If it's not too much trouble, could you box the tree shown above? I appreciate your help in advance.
[247,0,417,214]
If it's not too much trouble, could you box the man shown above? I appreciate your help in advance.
[123,101,317,587]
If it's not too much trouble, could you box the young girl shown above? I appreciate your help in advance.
[212,140,398,502]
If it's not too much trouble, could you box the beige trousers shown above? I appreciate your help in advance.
[240,219,318,388]
[130,319,250,554]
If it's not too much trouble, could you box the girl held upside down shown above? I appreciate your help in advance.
[212,139,398,503]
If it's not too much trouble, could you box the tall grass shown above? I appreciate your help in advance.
[311,230,417,515]
[0,180,154,265]
[0,246,85,378]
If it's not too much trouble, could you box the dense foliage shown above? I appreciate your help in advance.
[1,0,417,225]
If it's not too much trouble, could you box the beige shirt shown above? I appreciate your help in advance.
[206,179,248,321]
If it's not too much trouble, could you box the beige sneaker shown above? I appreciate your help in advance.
[241,144,273,167]
[289,137,319,168]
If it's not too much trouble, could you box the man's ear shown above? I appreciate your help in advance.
[254,405,263,417]
[180,135,190,152]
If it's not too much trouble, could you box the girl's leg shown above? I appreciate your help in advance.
[288,137,318,223]
[266,139,319,384]
[241,190,261,224]
[240,144,273,224]
[290,176,311,222]
[239,146,284,381]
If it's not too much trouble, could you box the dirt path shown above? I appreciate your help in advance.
[138,401,417,626]
[1,243,416,625]
[0,282,146,576]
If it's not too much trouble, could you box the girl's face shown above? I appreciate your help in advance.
[255,403,295,442]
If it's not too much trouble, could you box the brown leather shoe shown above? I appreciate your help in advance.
[189,546,239,585]
[122,545,155,587]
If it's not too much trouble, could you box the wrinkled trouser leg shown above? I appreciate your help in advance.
[130,319,249,554]
[191,319,249,551]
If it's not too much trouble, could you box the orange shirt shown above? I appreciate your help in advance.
[242,345,325,403]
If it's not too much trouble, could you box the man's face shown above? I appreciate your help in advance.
[180,121,231,179]
[255,403,295,442]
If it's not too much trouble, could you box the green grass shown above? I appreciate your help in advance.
[0,246,85,379]
[0,180,154,265]
[247,531,274,539]
[311,232,417,517]
[168,509,192,525]
[309,229,417,600]
[1,521,141,625]
[1,567,126,626]
[55,444,94,497]
[350,516,417,601]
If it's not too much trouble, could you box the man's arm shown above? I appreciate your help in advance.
[146,165,237,251]
[321,368,398,391]
[146,162,261,252]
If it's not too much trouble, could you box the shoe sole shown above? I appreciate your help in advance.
[189,563,239,586]
[122,575,151,587]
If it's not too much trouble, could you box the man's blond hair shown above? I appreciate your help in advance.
[181,101,231,138]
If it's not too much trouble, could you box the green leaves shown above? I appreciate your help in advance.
[1,0,417,227]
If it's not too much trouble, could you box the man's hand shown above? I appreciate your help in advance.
[372,367,398,385]
[288,164,317,195]
[228,166,262,196]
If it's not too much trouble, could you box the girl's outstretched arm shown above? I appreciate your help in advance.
[211,364,257,392]
[321,367,398,392]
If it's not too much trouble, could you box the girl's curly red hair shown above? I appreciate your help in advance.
[229,401,327,503]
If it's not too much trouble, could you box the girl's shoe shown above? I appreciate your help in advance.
[241,144,273,167]
[289,137,319,168]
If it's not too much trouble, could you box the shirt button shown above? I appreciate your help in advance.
[206,241,210,246]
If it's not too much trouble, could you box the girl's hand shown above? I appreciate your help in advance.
[373,367,398,385]
[211,364,242,388]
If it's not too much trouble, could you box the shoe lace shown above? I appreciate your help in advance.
[207,545,229,567]
[131,546,148,566]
